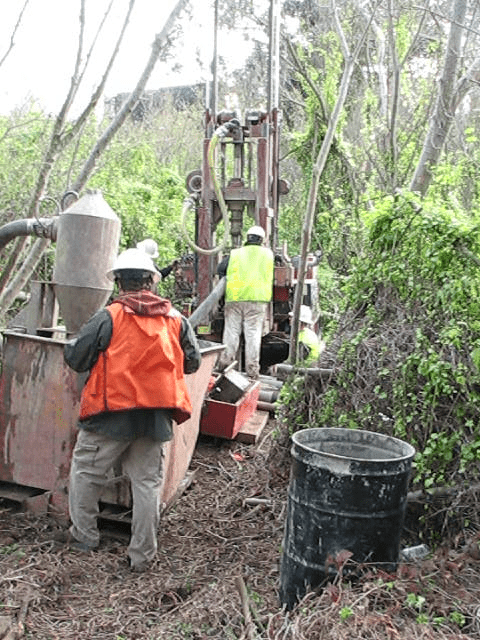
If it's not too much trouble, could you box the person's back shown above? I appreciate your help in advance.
[78,291,192,425]
[219,226,274,379]
[63,247,201,572]
[225,243,274,303]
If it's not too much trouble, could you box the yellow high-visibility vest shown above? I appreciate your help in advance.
[299,327,321,365]
[225,244,274,302]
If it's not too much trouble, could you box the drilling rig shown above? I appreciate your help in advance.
[177,0,319,371]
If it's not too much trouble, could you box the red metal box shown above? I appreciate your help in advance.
[200,381,260,439]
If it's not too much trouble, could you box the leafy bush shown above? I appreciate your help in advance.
[278,193,480,492]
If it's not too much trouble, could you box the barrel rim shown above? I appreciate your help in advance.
[291,427,415,463]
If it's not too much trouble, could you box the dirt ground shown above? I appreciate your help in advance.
[0,422,480,639]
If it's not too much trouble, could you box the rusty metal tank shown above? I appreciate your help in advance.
[53,190,121,334]
[0,332,222,518]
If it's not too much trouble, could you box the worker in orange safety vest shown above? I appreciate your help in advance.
[62,248,201,572]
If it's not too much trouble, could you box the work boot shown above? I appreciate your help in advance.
[53,529,98,553]
[126,557,153,573]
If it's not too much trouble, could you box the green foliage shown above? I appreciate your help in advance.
[395,13,417,61]
[0,542,25,559]
[92,157,187,265]
[0,106,202,294]
[449,610,466,627]
[276,374,312,433]
[321,33,344,112]
[88,109,203,266]
[339,606,353,621]
[0,111,54,219]
[429,151,480,215]
[277,202,302,255]
[277,194,480,493]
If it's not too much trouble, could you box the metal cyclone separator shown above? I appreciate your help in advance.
[53,190,122,335]
[279,427,415,610]
[0,190,120,515]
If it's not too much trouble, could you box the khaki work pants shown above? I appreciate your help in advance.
[69,429,164,568]
[219,300,267,378]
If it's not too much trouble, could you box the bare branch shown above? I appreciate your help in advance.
[0,237,29,292]
[71,0,191,195]
[451,54,480,112]
[0,0,30,69]
[284,36,328,121]
[74,0,116,90]
[26,0,87,218]
[356,0,387,119]
[387,0,399,181]
[56,0,87,128]
[26,0,134,216]
[0,238,49,313]
[400,2,428,68]
[410,0,467,196]
[289,0,375,363]
[61,0,135,147]
[412,4,480,38]
[331,0,350,59]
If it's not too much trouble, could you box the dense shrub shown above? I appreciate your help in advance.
[277,193,480,493]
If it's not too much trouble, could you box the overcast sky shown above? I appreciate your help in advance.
[0,0,247,116]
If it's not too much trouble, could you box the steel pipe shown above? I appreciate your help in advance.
[188,277,226,329]
[258,374,283,389]
[259,389,279,403]
[257,400,276,413]
[0,217,57,252]
[274,363,333,379]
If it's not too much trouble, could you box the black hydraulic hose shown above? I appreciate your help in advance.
[0,217,58,252]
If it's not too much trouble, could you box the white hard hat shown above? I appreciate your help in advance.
[106,248,158,281]
[289,305,314,324]
[299,305,313,324]
[136,238,159,259]
[247,225,265,239]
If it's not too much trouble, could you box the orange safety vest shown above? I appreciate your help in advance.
[79,302,192,425]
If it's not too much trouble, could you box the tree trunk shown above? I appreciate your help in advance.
[409,0,467,196]
[288,0,373,363]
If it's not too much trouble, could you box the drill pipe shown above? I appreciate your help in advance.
[188,277,226,330]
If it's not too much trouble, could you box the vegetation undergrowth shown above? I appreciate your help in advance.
[277,192,480,509]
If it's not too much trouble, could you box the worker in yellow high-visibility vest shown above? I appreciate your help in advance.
[290,305,325,366]
[217,226,274,379]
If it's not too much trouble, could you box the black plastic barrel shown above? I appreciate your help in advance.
[279,427,415,610]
